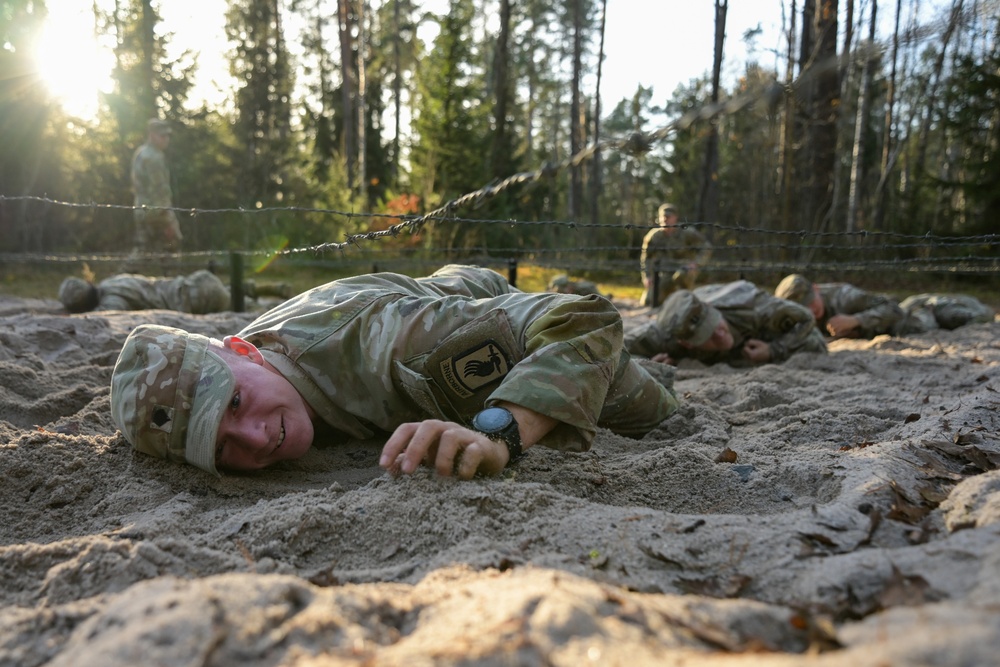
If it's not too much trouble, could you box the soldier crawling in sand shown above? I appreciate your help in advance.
[109,264,679,480]
[547,274,607,298]
[58,270,294,314]
[775,274,904,339]
[626,280,828,366]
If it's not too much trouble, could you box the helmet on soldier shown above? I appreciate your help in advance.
[658,290,722,347]
[775,274,815,306]
[58,277,99,313]
[110,324,234,476]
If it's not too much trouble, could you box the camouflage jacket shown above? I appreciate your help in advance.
[131,142,173,209]
[626,280,827,365]
[816,283,904,338]
[97,270,230,314]
[640,225,712,277]
[896,293,995,334]
[238,265,676,453]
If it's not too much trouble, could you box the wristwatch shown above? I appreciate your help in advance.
[471,406,524,465]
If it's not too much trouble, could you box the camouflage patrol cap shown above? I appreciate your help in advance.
[58,277,99,313]
[658,203,678,217]
[110,324,233,476]
[659,290,723,346]
[147,118,172,134]
[775,274,815,306]
[548,274,571,290]
[185,270,231,314]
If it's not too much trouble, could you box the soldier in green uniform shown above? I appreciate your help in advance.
[131,119,182,256]
[547,274,606,298]
[626,280,827,366]
[775,274,904,339]
[59,270,232,314]
[59,271,293,314]
[893,293,995,335]
[109,265,679,480]
[639,203,712,307]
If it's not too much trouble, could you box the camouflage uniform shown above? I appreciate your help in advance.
[894,294,995,335]
[639,208,712,307]
[99,271,230,313]
[131,120,182,254]
[60,271,230,314]
[547,274,605,298]
[775,275,904,338]
[111,265,679,475]
[626,280,827,365]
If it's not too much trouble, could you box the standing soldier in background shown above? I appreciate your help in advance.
[131,119,182,261]
[640,203,712,307]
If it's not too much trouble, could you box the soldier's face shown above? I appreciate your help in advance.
[151,131,171,150]
[213,338,316,471]
[696,319,734,352]
[808,287,825,320]
[659,212,678,226]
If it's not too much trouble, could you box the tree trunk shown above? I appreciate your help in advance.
[873,0,903,230]
[800,0,839,232]
[698,0,727,224]
[392,0,401,187]
[569,0,584,221]
[338,0,356,192]
[779,0,797,234]
[358,0,368,204]
[826,0,853,231]
[489,0,512,180]
[846,0,876,233]
[589,0,607,228]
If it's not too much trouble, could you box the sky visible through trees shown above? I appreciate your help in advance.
[3,0,998,284]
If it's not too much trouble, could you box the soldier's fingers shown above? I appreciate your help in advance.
[380,422,417,470]
[383,421,441,474]
[454,441,488,480]
[433,428,466,477]
[401,420,454,474]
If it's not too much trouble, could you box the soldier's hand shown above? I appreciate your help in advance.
[651,352,675,365]
[826,314,861,338]
[380,419,509,480]
[742,338,772,363]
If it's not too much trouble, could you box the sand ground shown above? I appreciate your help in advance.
[1,294,998,666]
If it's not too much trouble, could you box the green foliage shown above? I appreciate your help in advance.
[938,49,1000,237]
[226,0,295,209]
[2,0,998,277]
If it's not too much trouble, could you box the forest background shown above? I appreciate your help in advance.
[0,0,998,297]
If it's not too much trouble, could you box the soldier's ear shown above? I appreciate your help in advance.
[222,335,264,365]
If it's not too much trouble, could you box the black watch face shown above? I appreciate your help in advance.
[474,406,513,433]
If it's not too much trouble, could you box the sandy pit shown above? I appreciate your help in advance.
[1,294,998,666]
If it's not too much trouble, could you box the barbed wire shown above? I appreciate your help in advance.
[4,193,999,249]
[2,25,997,275]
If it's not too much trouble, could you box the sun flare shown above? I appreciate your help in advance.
[34,5,113,120]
